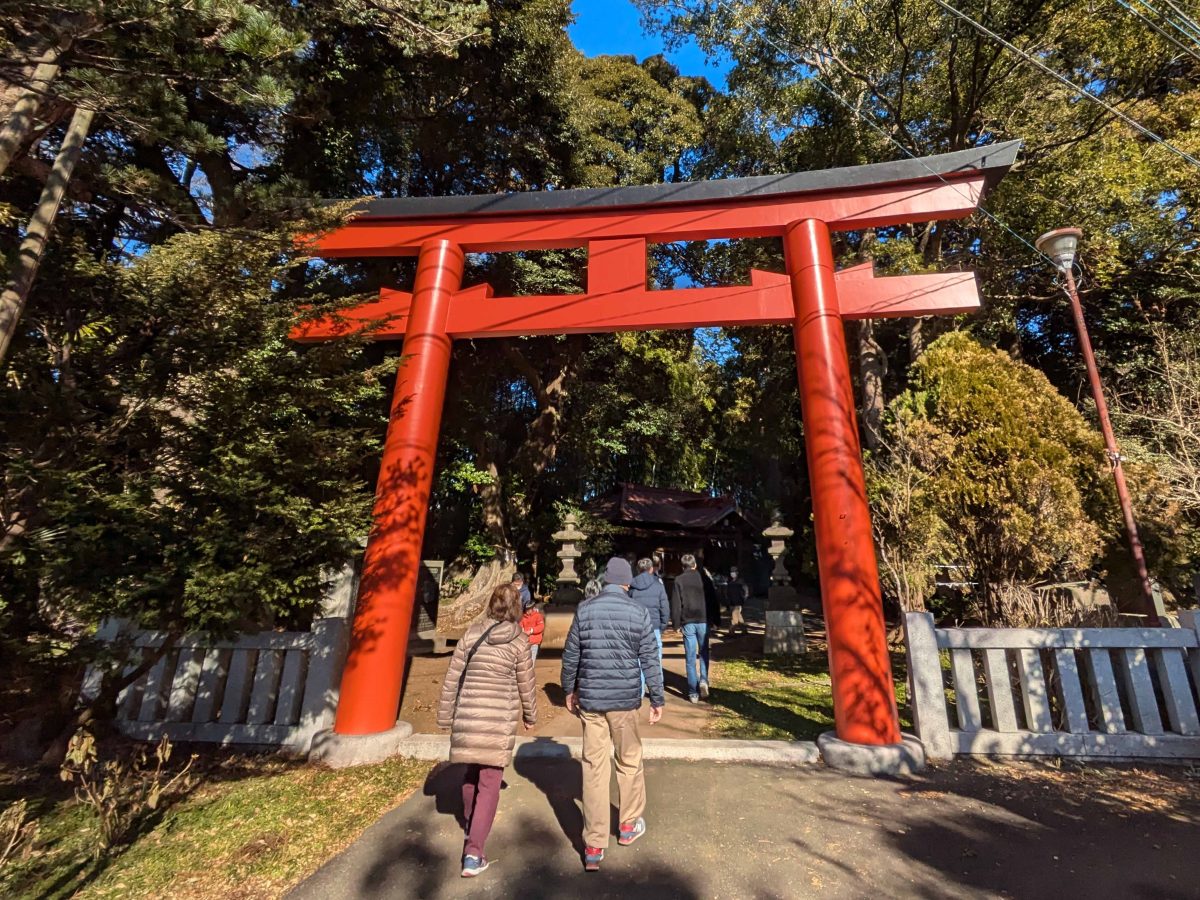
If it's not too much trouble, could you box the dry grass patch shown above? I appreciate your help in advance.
[2,752,433,900]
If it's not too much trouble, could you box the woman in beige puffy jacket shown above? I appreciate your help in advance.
[437,582,537,877]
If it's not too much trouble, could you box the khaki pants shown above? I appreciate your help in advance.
[730,605,746,631]
[579,708,646,849]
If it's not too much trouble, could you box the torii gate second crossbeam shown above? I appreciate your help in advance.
[294,141,1020,756]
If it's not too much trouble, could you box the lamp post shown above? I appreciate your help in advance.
[1035,228,1160,626]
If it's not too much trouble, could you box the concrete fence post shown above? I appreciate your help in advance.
[1180,609,1200,696]
[291,560,357,752]
[903,612,954,760]
[79,617,126,704]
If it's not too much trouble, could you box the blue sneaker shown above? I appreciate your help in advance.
[461,855,489,877]
[618,817,646,846]
[584,846,604,871]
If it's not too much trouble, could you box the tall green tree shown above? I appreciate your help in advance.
[424,51,717,583]
[0,0,499,732]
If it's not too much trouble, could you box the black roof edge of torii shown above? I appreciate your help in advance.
[340,141,1021,220]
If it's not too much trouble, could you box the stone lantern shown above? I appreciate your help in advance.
[762,514,804,654]
[763,516,794,588]
[551,512,587,605]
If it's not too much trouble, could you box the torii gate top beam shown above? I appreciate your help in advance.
[310,142,1020,256]
[294,142,1020,342]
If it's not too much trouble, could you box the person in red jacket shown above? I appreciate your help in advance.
[520,594,545,663]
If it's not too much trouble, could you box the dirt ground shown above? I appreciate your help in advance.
[399,622,769,741]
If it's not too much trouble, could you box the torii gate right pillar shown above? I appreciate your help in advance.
[784,219,902,747]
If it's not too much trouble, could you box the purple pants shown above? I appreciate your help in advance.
[462,764,503,858]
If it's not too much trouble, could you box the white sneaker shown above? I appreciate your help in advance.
[699,681,709,700]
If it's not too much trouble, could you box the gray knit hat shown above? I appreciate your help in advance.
[603,557,634,585]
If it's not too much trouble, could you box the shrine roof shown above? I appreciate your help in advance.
[588,483,751,532]
[341,141,1020,220]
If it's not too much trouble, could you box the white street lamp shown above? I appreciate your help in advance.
[1034,227,1082,274]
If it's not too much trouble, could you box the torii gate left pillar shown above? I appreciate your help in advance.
[299,142,1020,771]
[331,240,463,738]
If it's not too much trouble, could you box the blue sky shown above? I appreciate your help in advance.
[568,0,730,87]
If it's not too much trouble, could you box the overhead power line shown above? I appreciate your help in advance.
[931,0,1200,170]
[1115,0,1200,62]
[1158,0,1200,38]
[1134,0,1200,48]
[714,0,1057,266]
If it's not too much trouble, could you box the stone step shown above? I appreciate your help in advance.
[393,733,820,766]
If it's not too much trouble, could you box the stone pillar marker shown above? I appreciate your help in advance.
[552,512,587,605]
[763,515,805,655]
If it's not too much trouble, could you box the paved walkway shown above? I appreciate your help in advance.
[288,758,1200,899]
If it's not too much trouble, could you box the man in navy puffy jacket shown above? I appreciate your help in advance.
[628,558,669,693]
[561,557,664,871]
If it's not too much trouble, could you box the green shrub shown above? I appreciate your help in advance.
[869,332,1115,623]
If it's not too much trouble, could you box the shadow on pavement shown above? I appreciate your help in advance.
[292,756,1200,900]
[662,666,691,700]
[776,762,1200,899]
[512,750,586,858]
[360,824,707,900]
[542,682,567,707]
[355,759,706,900]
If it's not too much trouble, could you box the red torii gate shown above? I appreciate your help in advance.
[295,142,1020,754]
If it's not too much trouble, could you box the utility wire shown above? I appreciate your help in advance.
[931,0,1200,170]
[1116,0,1200,61]
[1157,0,1200,38]
[717,0,1056,265]
[1138,0,1200,50]
[1134,0,1200,46]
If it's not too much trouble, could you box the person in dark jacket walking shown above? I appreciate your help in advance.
[561,557,664,872]
[512,572,532,607]
[725,566,750,635]
[671,554,710,703]
[628,558,669,693]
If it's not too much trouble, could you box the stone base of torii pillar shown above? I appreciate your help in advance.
[818,731,926,775]
[309,721,415,769]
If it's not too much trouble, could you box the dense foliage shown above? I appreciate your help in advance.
[869,332,1115,621]
[640,0,1200,603]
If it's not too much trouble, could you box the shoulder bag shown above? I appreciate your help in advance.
[452,621,502,714]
